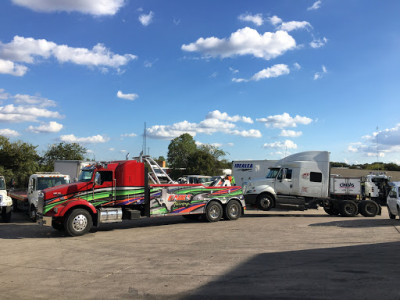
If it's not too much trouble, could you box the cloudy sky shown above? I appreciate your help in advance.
[1,0,399,164]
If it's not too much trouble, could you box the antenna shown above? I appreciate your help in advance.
[376,126,380,170]
[142,122,147,156]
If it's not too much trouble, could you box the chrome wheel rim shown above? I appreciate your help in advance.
[229,204,239,217]
[72,214,88,232]
[209,205,220,219]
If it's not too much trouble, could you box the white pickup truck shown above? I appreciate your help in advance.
[0,175,12,222]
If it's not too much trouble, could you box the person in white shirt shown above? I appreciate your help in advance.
[223,176,231,187]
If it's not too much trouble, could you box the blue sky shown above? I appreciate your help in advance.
[1,0,400,164]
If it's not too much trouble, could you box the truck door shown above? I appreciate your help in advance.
[274,168,293,196]
[93,171,115,206]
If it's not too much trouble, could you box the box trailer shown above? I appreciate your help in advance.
[232,160,278,187]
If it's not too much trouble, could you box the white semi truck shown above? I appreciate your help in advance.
[242,151,381,217]
[232,160,277,187]
[10,173,70,221]
[0,175,12,222]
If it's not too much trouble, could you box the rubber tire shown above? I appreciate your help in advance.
[204,201,223,222]
[29,205,37,222]
[52,219,65,231]
[1,207,11,223]
[359,200,379,217]
[224,200,242,221]
[324,206,340,216]
[388,208,396,220]
[340,201,358,217]
[256,194,274,211]
[64,209,92,237]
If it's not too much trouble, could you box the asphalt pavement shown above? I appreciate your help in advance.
[1,208,399,299]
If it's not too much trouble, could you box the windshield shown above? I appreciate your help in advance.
[266,168,280,179]
[79,169,94,182]
[0,177,5,190]
[37,177,69,190]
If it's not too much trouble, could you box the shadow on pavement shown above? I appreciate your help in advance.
[309,218,399,228]
[0,214,201,239]
[184,242,400,299]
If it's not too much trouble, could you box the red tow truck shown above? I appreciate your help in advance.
[37,159,245,236]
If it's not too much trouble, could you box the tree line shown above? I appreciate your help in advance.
[0,136,86,188]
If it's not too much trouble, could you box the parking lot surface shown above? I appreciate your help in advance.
[1,208,400,299]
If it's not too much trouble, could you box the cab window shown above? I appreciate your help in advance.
[277,168,292,180]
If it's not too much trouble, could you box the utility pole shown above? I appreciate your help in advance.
[142,122,147,156]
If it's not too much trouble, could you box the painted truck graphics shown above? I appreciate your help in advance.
[37,160,245,236]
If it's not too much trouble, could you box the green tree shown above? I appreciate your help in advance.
[167,134,228,177]
[167,134,197,177]
[41,142,87,171]
[0,136,41,188]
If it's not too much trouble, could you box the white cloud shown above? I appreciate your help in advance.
[182,27,296,61]
[121,133,137,138]
[257,112,313,128]
[231,129,262,138]
[117,90,138,101]
[310,37,328,48]
[0,104,63,123]
[60,134,109,144]
[11,0,126,16]
[27,121,63,133]
[307,1,322,11]
[0,36,136,75]
[314,65,327,80]
[229,67,239,74]
[269,16,282,26]
[139,11,154,26]
[206,110,253,123]
[238,13,264,26]
[0,128,20,137]
[109,147,115,151]
[263,140,298,149]
[147,111,261,139]
[14,94,56,107]
[233,64,290,82]
[0,59,28,76]
[280,129,302,137]
[251,64,290,81]
[0,89,10,100]
[279,21,311,32]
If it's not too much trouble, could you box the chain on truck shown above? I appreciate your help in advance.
[242,151,387,218]
[36,157,246,236]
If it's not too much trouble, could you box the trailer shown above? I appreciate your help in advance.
[9,173,70,221]
[232,160,277,187]
[36,159,246,236]
[0,175,12,222]
[242,151,381,217]
[54,160,94,182]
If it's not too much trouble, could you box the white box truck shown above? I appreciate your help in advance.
[242,151,381,217]
[54,160,94,182]
[0,175,12,222]
[232,160,277,187]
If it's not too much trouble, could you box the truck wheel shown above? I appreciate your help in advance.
[324,206,340,216]
[64,209,92,236]
[256,194,274,211]
[388,208,396,220]
[29,205,37,222]
[224,200,242,221]
[340,201,358,217]
[205,201,223,222]
[359,200,379,217]
[1,207,11,223]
